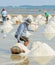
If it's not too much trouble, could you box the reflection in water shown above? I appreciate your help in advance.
[10,54,29,65]
[33,56,54,65]
[0,54,55,65]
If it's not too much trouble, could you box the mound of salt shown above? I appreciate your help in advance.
[36,15,46,25]
[36,14,42,20]
[17,15,23,23]
[30,41,55,65]
[31,41,55,56]
[39,20,46,25]
[50,21,55,28]
[12,17,18,24]
[29,22,38,31]
[48,14,52,20]
[44,21,55,40]
[1,20,13,33]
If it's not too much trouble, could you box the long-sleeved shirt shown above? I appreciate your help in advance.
[15,22,32,41]
[1,10,7,17]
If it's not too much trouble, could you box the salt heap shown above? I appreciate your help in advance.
[12,17,19,24]
[44,20,55,40]
[17,15,23,23]
[12,15,23,25]
[1,20,13,34]
[38,16,46,25]
[30,41,55,65]
[36,14,43,20]
[31,41,55,56]
[35,14,42,24]
[36,14,46,25]
[28,21,38,31]
[48,14,52,21]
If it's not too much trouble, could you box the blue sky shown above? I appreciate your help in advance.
[0,0,55,6]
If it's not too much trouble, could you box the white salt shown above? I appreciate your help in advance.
[31,41,55,56]
[44,21,55,40]
[30,41,55,65]
[1,20,13,34]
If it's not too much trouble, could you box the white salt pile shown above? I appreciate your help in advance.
[36,14,43,19]
[38,19,46,25]
[31,41,55,56]
[44,25,55,40]
[30,41,55,65]
[1,20,13,34]
[11,41,55,65]
[48,14,52,21]
[36,15,46,25]
[12,15,23,25]
[17,15,23,23]
[44,20,55,40]
[11,17,18,24]
[35,15,42,25]
[28,21,38,31]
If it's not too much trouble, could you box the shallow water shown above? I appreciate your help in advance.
[0,24,55,65]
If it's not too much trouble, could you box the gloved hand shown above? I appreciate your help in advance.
[15,34,18,39]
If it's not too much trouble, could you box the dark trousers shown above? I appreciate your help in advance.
[46,16,48,21]
[2,16,6,22]
[46,16,48,24]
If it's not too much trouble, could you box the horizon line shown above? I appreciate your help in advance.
[0,5,55,7]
